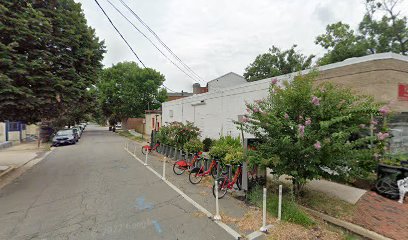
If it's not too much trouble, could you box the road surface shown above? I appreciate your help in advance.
[0,125,233,240]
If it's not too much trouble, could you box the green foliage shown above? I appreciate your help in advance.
[247,186,315,227]
[243,45,315,82]
[156,121,200,148]
[381,152,408,166]
[315,22,369,65]
[97,62,166,123]
[202,138,213,152]
[316,0,407,65]
[240,72,384,195]
[209,136,243,164]
[183,138,204,153]
[0,1,105,124]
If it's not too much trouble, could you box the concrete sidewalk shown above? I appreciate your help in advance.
[0,141,51,189]
[276,174,367,204]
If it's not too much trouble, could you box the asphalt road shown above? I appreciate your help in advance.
[0,125,233,240]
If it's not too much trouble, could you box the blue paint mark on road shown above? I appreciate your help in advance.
[152,220,162,234]
[135,196,153,211]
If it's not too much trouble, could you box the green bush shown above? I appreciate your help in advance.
[183,138,204,153]
[209,136,243,164]
[202,138,213,152]
[156,121,200,148]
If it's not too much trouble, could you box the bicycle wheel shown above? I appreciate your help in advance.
[189,168,203,184]
[173,161,186,175]
[141,147,148,155]
[213,177,228,199]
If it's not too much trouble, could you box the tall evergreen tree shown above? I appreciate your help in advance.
[0,0,105,124]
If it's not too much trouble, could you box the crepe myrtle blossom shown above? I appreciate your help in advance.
[311,96,320,106]
[284,113,289,119]
[271,78,278,85]
[254,99,263,104]
[253,107,259,113]
[379,106,390,116]
[298,124,305,137]
[314,141,322,150]
[305,118,312,126]
[377,132,390,140]
[370,119,378,125]
[241,116,249,123]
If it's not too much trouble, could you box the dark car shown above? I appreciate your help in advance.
[52,129,77,146]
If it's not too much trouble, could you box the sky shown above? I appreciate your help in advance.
[75,0,404,92]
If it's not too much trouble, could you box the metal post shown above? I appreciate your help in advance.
[278,185,282,221]
[133,144,137,156]
[144,151,148,166]
[162,157,166,180]
[214,180,221,221]
[260,187,268,232]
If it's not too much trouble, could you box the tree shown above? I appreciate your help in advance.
[315,22,369,65]
[359,0,408,55]
[0,1,105,125]
[243,45,315,82]
[97,62,167,123]
[240,73,386,196]
[316,0,407,65]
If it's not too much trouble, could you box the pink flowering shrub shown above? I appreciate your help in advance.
[239,71,385,195]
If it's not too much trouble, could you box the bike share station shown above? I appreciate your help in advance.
[134,133,283,236]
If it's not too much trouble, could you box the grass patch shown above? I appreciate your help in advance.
[247,186,315,227]
[299,189,355,222]
[116,130,143,142]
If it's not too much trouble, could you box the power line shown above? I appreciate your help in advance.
[104,0,201,83]
[118,0,205,83]
[94,0,145,68]
[94,0,176,93]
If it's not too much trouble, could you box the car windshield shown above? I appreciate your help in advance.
[56,130,73,136]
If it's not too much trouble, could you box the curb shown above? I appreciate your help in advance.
[302,207,392,240]
[0,167,15,179]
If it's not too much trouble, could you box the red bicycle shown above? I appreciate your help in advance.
[142,142,160,155]
[173,152,203,175]
[189,158,226,184]
[213,164,242,199]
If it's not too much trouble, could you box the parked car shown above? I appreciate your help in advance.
[72,127,82,138]
[115,122,122,129]
[52,129,77,146]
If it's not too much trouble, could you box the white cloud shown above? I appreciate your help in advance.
[76,0,371,92]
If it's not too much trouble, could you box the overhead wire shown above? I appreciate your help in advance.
[94,0,176,93]
[105,0,200,84]
[94,0,145,68]
[118,0,206,84]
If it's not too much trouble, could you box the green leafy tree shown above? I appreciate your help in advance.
[316,0,407,65]
[315,22,369,65]
[243,45,315,82]
[0,0,105,124]
[97,62,166,122]
[359,0,408,55]
[240,73,386,196]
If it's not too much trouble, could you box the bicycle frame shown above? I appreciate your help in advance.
[221,166,242,189]
[175,153,201,170]
[143,143,160,152]
[195,159,216,177]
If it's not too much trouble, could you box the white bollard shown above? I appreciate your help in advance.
[126,141,129,150]
[144,151,148,166]
[133,145,137,156]
[278,185,282,221]
[162,157,166,180]
[260,187,268,232]
[214,180,221,221]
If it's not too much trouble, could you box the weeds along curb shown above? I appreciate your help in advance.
[301,206,392,240]
[0,167,15,179]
